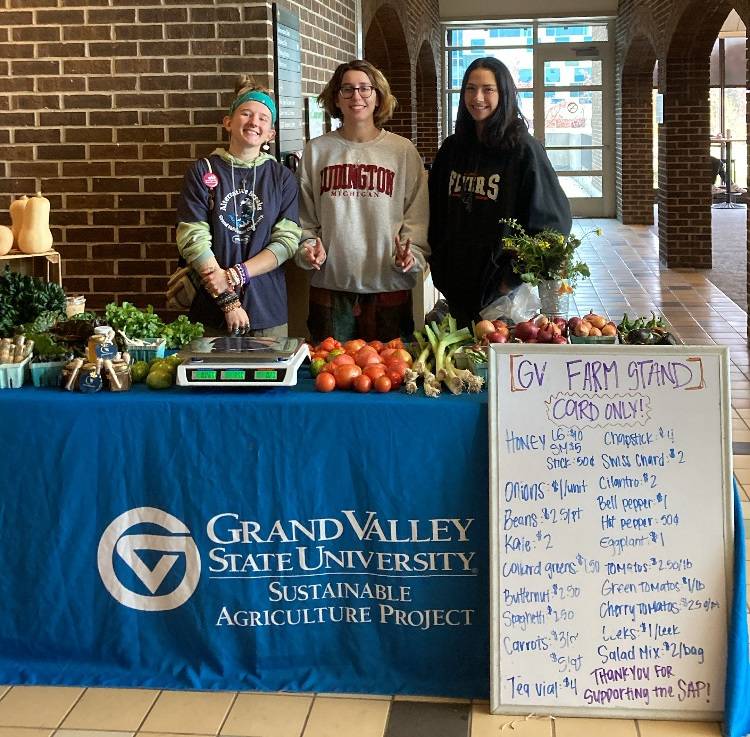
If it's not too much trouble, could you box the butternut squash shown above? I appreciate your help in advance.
[18,192,53,254]
[0,225,12,256]
[9,195,28,248]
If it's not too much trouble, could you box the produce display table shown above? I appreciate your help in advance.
[0,378,490,697]
[0,376,748,721]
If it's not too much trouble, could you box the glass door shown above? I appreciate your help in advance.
[534,42,615,217]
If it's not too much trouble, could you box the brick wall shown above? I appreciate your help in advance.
[363,0,441,157]
[0,1,356,312]
[616,0,749,272]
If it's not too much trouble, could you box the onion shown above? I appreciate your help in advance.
[474,320,496,340]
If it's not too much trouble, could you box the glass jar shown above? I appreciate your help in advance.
[106,359,132,392]
[65,295,86,318]
[62,358,84,391]
[87,325,117,363]
[78,362,103,393]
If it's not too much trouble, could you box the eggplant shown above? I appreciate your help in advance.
[627,328,652,344]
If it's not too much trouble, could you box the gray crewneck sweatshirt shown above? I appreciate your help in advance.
[295,129,429,293]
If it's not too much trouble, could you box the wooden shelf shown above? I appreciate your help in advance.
[0,249,61,286]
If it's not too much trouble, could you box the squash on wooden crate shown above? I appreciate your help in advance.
[0,225,11,256]
[18,192,53,254]
[9,194,28,249]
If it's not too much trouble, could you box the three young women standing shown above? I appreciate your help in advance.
[428,57,571,329]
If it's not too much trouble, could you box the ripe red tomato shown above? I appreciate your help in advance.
[387,369,404,389]
[352,374,372,393]
[383,359,407,378]
[368,340,384,353]
[319,337,336,352]
[363,363,386,380]
[373,374,392,393]
[344,339,366,354]
[334,363,362,390]
[315,372,336,392]
[355,346,381,368]
[332,353,355,366]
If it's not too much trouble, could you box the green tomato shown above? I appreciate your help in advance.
[130,360,149,383]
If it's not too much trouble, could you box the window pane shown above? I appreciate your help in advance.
[710,39,720,87]
[725,87,746,188]
[447,91,460,135]
[448,26,533,48]
[729,141,747,189]
[558,175,603,198]
[538,23,608,43]
[547,147,603,172]
[544,90,603,146]
[709,88,722,136]
[725,37,746,87]
[449,47,533,88]
[519,90,534,134]
[544,59,602,87]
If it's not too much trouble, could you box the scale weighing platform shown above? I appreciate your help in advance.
[176,336,309,387]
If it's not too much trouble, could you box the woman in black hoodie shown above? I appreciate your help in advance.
[428,57,571,328]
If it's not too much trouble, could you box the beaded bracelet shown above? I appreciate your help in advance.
[215,290,236,306]
[238,262,250,284]
[221,299,242,314]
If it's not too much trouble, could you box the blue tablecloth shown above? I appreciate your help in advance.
[0,378,489,697]
[1,377,748,735]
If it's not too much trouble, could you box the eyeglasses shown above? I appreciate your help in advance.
[339,85,374,99]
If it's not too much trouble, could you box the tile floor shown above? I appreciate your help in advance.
[0,218,746,737]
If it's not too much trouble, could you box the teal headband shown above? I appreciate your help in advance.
[229,90,277,123]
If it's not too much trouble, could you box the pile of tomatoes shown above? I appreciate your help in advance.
[309,337,412,393]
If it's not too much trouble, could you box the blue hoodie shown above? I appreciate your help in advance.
[177,149,301,330]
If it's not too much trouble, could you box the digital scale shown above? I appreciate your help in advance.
[176,336,309,387]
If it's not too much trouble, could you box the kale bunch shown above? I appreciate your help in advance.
[0,266,66,337]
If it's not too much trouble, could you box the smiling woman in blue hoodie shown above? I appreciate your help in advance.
[176,75,301,337]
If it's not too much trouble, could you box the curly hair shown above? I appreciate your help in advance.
[317,59,397,129]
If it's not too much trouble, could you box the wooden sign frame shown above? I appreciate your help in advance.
[488,344,733,720]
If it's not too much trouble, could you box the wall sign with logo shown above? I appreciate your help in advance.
[273,4,304,165]
[488,344,733,720]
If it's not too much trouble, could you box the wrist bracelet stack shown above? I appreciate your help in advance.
[215,290,241,313]
[226,263,250,290]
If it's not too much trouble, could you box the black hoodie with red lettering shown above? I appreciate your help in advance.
[427,131,571,328]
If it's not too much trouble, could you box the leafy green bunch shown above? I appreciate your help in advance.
[104,301,203,349]
[500,219,599,289]
[0,266,66,337]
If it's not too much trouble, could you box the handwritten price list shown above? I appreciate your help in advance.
[491,350,729,716]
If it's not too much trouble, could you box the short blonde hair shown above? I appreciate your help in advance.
[318,59,397,129]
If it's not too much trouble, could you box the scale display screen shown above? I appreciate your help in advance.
[192,369,217,380]
[254,369,279,380]
[221,370,246,380]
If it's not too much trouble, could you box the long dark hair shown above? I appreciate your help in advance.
[454,57,527,149]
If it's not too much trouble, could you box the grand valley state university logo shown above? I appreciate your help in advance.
[98,507,201,611]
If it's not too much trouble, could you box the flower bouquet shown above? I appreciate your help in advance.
[499,220,598,315]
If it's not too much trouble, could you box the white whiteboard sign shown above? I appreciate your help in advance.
[489,344,733,720]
